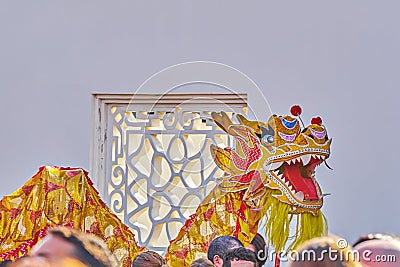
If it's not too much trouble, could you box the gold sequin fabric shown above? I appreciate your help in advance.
[0,166,144,267]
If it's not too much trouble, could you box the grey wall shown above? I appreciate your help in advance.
[1,1,399,246]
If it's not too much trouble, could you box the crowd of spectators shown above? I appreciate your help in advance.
[0,227,399,267]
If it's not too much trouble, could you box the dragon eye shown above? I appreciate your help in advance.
[263,135,274,144]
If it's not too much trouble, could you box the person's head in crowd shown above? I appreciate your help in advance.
[207,235,243,267]
[0,260,11,267]
[5,255,52,267]
[353,233,400,267]
[27,226,115,267]
[222,247,257,267]
[353,233,397,247]
[246,234,267,266]
[9,257,89,267]
[189,257,214,267]
[288,235,362,267]
[132,251,167,267]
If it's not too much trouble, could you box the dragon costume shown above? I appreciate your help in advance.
[0,166,143,267]
[0,105,331,267]
[166,106,332,266]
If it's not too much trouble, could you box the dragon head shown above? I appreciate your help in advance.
[261,113,331,215]
[211,106,331,216]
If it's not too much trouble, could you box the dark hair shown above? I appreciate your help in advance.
[251,234,267,266]
[222,247,257,267]
[132,251,166,267]
[49,227,114,267]
[0,260,11,267]
[207,236,243,263]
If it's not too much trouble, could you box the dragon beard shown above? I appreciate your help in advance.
[260,189,327,252]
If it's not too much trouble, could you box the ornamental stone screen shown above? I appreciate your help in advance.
[91,93,247,253]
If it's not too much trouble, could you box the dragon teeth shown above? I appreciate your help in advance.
[286,158,301,165]
[294,191,305,201]
[301,154,311,165]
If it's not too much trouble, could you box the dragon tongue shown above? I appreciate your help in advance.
[302,178,319,200]
[284,164,319,200]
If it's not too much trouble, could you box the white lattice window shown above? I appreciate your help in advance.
[90,93,247,253]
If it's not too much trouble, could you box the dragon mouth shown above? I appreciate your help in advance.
[268,154,325,203]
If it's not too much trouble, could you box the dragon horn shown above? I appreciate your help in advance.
[211,111,233,132]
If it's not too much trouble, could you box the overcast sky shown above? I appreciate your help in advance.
[1,1,399,248]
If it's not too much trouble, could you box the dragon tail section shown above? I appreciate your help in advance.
[0,166,144,266]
